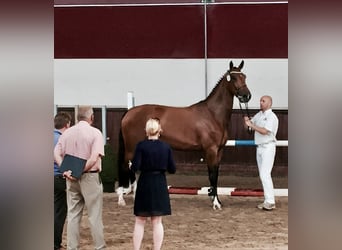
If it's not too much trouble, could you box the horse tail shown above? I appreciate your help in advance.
[117,127,127,187]
[117,114,136,188]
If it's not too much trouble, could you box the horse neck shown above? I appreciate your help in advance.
[205,79,234,126]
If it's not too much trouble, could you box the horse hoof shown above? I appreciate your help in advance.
[212,196,222,210]
[118,200,126,206]
[212,204,222,210]
[123,187,132,195]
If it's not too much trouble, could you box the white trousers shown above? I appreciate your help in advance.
[256,143,276,204]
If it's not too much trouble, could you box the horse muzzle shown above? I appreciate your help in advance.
[237,93,251,103]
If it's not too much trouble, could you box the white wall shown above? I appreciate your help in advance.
[54,58,288,109]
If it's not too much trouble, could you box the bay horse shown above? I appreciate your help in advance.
[117,60,251,209]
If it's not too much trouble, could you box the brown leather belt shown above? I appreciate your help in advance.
[84,170,99,173]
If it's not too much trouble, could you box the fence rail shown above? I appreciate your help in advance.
[226,140,288,147]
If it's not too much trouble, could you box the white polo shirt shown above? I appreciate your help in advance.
[251,109,279,145]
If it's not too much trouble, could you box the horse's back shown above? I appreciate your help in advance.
[121,104,222,152]
[121,104,173,156]
[122,104,194,128]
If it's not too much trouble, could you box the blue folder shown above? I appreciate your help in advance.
[59,154,87,179]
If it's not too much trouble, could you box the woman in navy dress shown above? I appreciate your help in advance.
[131,118,176,250]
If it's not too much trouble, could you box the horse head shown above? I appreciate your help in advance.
[226,60,251,103]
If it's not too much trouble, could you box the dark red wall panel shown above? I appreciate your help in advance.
[55,3,287,58]
[55,0,201,4]
[207,4,288,58]
[54,6,205,58]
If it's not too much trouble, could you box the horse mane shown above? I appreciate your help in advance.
[193,71,228,106]
[206,73,227,99]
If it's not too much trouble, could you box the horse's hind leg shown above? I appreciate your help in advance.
[132,178,137,200]
[117,159,132,206]
[123,168,137,195]
[128,165,137,199]
[207,164,222,210]
[117,186,126,206]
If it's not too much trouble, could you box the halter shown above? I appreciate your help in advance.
[227,70,241,82]
[227,70,247,92]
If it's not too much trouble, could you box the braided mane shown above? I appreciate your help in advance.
[206,72,228,100]
[193,71,228,106]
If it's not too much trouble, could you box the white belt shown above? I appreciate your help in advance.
[257,141,276,147]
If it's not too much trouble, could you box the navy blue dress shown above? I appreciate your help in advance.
[131,139,176,217]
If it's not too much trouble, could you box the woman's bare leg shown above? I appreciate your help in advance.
[133,216,146,250]
[151,216,164,250]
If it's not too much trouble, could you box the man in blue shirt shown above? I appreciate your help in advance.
[54,112,71,250]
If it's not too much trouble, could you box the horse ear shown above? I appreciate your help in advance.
[238,60,244,70]
[229,61,233,70]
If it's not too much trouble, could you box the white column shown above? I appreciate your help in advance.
[54,105,58,117]
[127,91,134,109]
[101,106,107,144]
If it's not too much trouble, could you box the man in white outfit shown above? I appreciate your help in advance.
[244,95,279,211]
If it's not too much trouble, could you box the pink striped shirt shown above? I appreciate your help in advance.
[55,121,104,171]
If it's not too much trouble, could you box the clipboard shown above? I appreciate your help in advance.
[59,154,87,179]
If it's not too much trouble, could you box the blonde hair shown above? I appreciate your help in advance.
[145,118,161,136]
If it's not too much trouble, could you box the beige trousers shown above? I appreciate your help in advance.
[66,173,106,250]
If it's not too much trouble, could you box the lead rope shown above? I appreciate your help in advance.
[239,102,253,134]
[239,101,250,118]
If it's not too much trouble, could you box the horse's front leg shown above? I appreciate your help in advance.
[207,164,222,210]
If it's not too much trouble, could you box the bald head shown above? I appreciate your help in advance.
[259,95,273,112]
